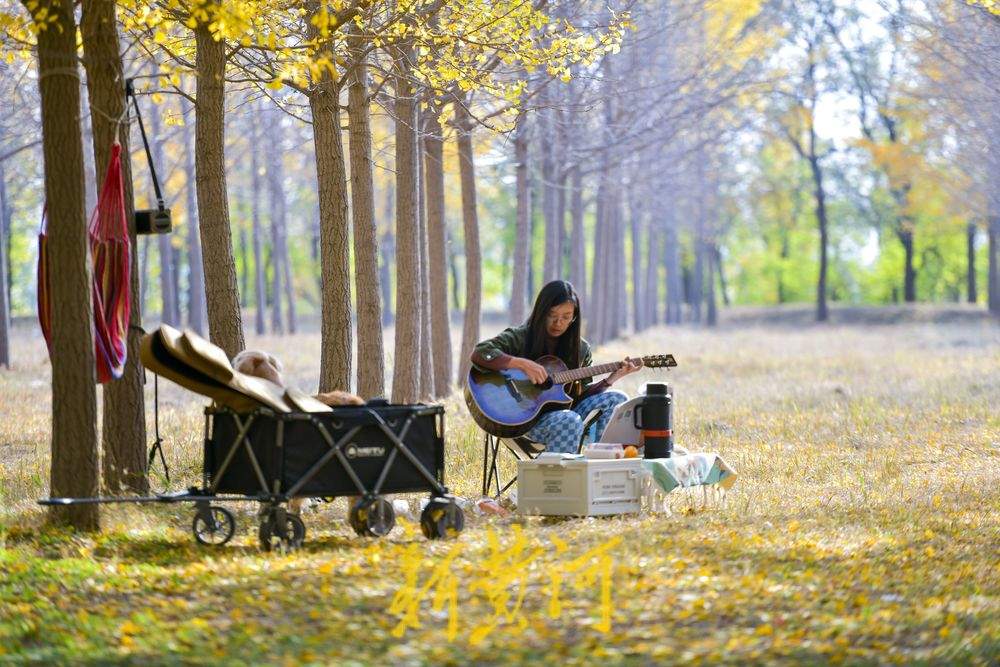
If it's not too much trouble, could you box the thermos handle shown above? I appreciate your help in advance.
[633,404,643,429]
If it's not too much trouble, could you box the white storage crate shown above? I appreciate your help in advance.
[516,456,644,516]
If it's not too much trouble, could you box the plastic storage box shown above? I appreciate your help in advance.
[516,455,644,516]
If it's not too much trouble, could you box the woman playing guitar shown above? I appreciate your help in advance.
[470,280,643,453]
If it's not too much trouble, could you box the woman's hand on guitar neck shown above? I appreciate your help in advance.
[511,357,548,384]
[607,356,643,385]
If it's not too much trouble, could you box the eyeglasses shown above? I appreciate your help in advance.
[545,313,576,325]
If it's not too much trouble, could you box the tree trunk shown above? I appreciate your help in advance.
[81,0,147,493]
[416,120,434,399]
[967,222,977,304]
[148,108,179,326]
[569,165,586,307]
[195,19,244,358]
[664,218,682,324]
[988,215,999,316]
[644,209,659,327]
[390,44,421,402]
[35,0,100,529]
[706,240,718,327]
[181,108,207,335]
[423,110,452,397]
[715,244,730,307]
[250,112,267,335]
[346,33,385,398]
[0,158,10,368]
[455,102,482,388]
[265,108,287,335]
[898,224,917,303]
[311,83,352,394]
[540,98,559,283]
[511,116,530,324]
[810,156,829,322]
[630,193,644,332]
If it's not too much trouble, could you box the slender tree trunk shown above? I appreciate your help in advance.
[423,110,452,396]
[148,109,179,326]
[346,32,385,398]
[967,222,977,304]
[988,215,999,316]
[34,0,99,529]
[264,109,286,335]
[540,95,559,283]
[195,18,244,358]
[250,113,267,335]
[380,232,395,327]
[81,0,147,493]
[630,193,644,332]
[511,116,530,324]
[416,121,434,399]
[448,242,461,313]
[311,85,352,393]
[0,158,10,368]
[455,102,482,388]
[898,224,917,303]
[715,244,730,307]
[238,227,249,308]
[80,92,98,217]
[664,216,683,324]
[810,156,830,322]
[569,165,585,307]
[181,109,207,335]
[706,240,717,327]
[391,44,421,402]
[644,207,659,327]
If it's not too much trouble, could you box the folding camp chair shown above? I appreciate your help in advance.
[480,408,604,498]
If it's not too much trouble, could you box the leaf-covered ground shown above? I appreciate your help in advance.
[2,307,999,665]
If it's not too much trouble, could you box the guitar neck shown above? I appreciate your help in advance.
[551,361,623,385]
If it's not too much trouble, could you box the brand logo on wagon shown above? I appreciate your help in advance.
[345,444,387,459]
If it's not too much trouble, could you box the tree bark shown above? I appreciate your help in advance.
[416,119,434,399]
[81,0,147,493]
[390,44,421,402]
[0,157,10,368]
[181,108,207,335]
[195,18,244,358]
[35,0,100,529]
[511,116,530,324]
[311,82,352,394]
[988,215,999,316]
[346,33,385,398]
[568,165,585,308]
[455,102,482,388]
[897,221,917,303]
[967,222,977,304]
[250,111,267,335]
[810,155,830,322]
[630,192,644,332]
[644,207,659,327]
[265,107,291,335]
[148,108,179,327]
[664,216,683,325]
[423,110,452,397]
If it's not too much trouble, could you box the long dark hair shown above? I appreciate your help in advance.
[523,280,582,368]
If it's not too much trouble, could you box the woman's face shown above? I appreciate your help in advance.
[545,301,576,338]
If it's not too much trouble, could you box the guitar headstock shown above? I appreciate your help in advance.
[641,354,677,369]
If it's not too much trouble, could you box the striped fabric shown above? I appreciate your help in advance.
[38,143,131,383]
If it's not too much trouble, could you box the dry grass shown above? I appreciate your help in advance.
[1,308,998,664]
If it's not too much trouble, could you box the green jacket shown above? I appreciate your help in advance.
[472,324,595,400]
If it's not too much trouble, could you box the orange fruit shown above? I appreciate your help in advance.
[623,445,639,458]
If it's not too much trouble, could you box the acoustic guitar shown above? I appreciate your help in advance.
[464,353,677,437]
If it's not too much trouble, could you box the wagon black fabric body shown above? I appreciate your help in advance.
[204,404,446,500]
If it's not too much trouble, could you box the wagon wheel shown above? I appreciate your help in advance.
[259,511,306,552]
[191,506,236,546]
[420,497,465,540]
[349,497,395,538]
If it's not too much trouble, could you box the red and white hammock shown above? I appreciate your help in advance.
[38,143,131,383]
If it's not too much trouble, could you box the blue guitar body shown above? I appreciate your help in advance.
[464,355,573,437]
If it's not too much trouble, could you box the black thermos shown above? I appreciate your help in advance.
[634,382,673,458]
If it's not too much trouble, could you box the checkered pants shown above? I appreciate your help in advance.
[524,390,629,454]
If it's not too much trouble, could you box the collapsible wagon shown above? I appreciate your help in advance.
[39,325,465,549]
